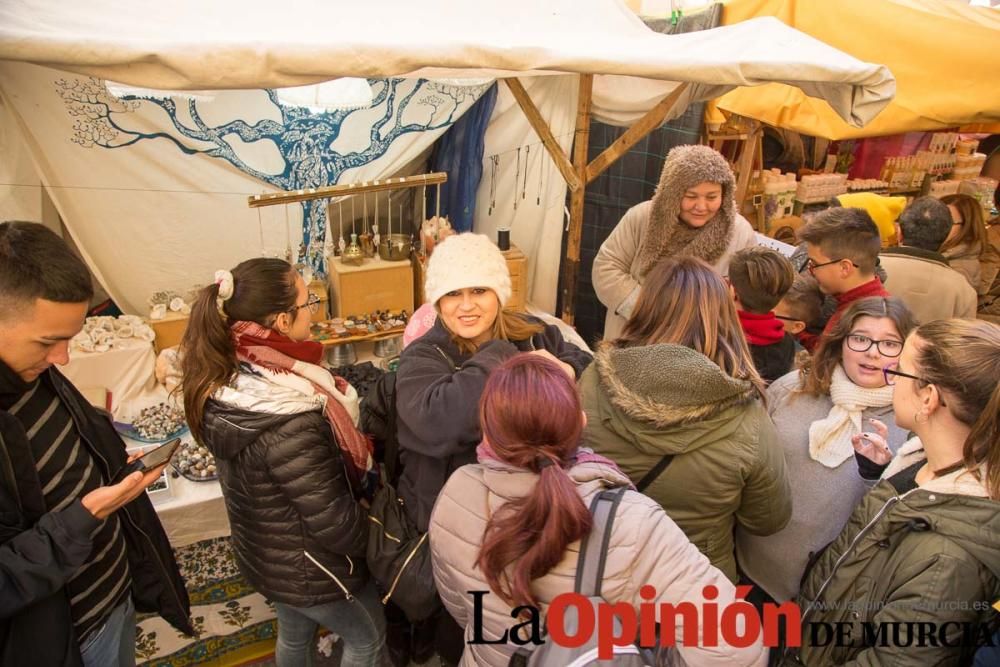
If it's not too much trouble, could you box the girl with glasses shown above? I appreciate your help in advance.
[736,296,917,605]
[180,258,383,666]
[789,318,1000,665]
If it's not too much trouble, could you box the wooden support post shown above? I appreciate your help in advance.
[560,74,593,325]
[584,82,689,184]
[503,78,581,193]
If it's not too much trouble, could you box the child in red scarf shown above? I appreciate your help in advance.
[729,246,797,384]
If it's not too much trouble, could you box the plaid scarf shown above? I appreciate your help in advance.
[231,320,376,497]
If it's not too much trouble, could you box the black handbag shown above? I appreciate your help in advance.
[364,344,457,622]
[366,476,438,622]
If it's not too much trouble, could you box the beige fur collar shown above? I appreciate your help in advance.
[594,342,757,428]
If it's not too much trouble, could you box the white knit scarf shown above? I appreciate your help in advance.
[808,364,894,468]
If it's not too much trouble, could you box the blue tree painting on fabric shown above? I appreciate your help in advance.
[54,77,484,275]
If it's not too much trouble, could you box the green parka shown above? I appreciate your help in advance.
[579,342,791,582]
[782,438,1000,666]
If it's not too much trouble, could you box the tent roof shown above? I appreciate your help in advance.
[710,0,1000,139]
[0,0,894,128]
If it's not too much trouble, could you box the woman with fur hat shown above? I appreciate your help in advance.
[593,144,757,339]
[580,256,791,583]
[396,233,592,534]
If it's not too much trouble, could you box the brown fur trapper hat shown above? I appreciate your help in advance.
[636,144,737,277]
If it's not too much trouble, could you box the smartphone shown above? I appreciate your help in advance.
[113,438,181,483]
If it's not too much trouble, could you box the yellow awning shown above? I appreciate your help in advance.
[707,0,1000,139]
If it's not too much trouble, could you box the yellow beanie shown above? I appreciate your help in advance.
[836,193,907,246]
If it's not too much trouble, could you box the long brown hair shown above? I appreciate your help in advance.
[443,298,544,356]
[179,258,298,442]
[910,319,1000,499]
[476,355,592,609]
[939,193,987,258]
[616,255,765,398]
[799,296,917,396]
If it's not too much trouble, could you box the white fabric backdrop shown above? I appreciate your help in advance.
[0,63,487,313]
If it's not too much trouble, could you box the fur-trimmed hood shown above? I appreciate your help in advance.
[637,145,737,277]
[593,342,757,433]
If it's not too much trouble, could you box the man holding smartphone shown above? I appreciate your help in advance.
[0,222,192,666]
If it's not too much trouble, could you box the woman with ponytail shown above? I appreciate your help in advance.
[785,319,1000,666]
[428,355,767,667]
[179,259,384,666]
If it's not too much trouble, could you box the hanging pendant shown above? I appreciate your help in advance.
[257,208,266,256]
[537,149,544,206]
[284,205,294,263]
[337,199,346,255]
[373,193,380,250]
[342,232,364,266]
[435,182,442,223]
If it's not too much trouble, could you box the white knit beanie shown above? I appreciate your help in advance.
[424,233,512,307]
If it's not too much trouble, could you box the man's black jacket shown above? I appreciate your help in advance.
[0,361,192,666]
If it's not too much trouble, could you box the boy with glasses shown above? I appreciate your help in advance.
[797,208,890,342]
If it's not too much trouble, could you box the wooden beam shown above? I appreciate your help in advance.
[560,74,594,325]
[247,172,447,208]
[503,78,581,193]
[585,82,689,185]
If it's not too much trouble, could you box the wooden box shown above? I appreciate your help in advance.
[327,256,414,318]
[413,244,528,311]
[150,312,189,353]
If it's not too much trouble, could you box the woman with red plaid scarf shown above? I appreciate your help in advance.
[180,258,384,666]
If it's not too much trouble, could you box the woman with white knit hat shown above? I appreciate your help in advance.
[592,144,757,339]
[396,233,592,535]
[391,233,591,664]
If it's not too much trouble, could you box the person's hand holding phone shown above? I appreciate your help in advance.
[81,463,170,520]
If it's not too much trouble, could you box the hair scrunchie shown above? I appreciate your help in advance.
[214,270,235,302]
[536,456,556,471]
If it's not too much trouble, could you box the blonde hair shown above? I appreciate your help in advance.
[437,290,544,355]
[939,193,987,258]
[911,319,1000,499]
[617,256,765,398]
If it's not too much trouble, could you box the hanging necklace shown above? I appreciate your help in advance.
[522,145,530,200]
[488,155,499,215]
[337,199,346,255]
[514,147,521,212]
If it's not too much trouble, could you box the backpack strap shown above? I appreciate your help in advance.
[574,486,627,597]
[635,454,675,492]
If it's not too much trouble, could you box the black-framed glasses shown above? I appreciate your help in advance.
[806,257,858,275]
[882,367,948,406]
[774,314,799,322]
[845,333,903,357]
[289,293,321,315]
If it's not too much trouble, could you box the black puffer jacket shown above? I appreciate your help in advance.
[202,400,368,607]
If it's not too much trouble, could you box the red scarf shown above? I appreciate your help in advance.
[738,310,786,346]
[823,278,891,337]
[231,321,375,497]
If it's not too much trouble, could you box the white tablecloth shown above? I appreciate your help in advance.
[62,338,162,419]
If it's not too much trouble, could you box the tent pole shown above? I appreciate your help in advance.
[502,78,581,193]
[560,74,593,325]
[584,82,690,184]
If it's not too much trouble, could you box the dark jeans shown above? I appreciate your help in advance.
[273,582,385,667]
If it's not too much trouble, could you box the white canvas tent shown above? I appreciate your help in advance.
[0,0,895,315]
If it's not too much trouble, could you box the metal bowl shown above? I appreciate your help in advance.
[326,343,357,367]
[373,335,402,358]
[378,234,412,262]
